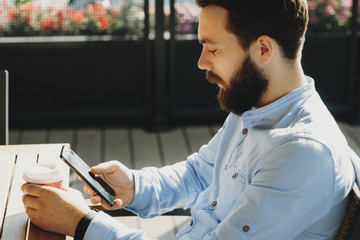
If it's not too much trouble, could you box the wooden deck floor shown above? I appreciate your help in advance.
[9,124,221,239]
[8,122,360,239]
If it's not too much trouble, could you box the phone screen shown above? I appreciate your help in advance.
[60,145,115,207]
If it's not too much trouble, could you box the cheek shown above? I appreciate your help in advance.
[218,62,239,85]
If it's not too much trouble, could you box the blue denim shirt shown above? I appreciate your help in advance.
[84,77,355,240]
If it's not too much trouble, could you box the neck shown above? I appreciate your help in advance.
[257,60,307,107]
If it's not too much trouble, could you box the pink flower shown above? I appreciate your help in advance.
[6,7,15,21]
[41,15,58,31]
[93,2,106,17]
[98,15,108,30]
[308,1,316,10]
[72,11,85,26]
[343,0,353,7]
[65,7,85,27]
[57,10,63,29]
[324,3,336,17]
[310,13,319,25]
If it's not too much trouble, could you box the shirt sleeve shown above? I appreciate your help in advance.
[84,211,152,240]
[202,138,340,239]
[82,122,224,240]
[126,121,226,218]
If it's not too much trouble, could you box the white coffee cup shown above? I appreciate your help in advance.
[23,162,64,189]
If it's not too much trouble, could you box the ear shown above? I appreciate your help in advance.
[251,35,274,65]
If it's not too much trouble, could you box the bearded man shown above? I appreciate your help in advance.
[22,0,356,239]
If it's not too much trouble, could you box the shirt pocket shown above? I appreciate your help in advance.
[216,165,247,221]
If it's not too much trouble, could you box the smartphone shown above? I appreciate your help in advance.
[60,145,115,207]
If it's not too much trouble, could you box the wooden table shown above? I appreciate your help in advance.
[0,144,71,240]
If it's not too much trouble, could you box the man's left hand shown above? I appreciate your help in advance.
[21,184,91,237]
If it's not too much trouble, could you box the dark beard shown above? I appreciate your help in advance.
[206,56,268,116]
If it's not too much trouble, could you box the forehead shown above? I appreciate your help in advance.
[198,5,235,45]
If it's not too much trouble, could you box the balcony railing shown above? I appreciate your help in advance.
[1,0,358,41]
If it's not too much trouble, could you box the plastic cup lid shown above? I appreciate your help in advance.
[23,162,63,184]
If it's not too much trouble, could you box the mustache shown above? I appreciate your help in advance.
[206,71,225,86]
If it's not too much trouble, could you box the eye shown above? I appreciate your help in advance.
[209,49,218,55]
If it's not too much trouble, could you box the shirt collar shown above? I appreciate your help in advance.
[239,76,315,122]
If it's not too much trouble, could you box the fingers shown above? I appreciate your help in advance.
[89,194,102,205]
[25,207,37,216]
[88,195,122,210]
[22,194,40,210]
[21,184,43,197]
[113,199,122,208]
[98,198,122,210]
[83,184,96,196]
[90,161,120,174]
[22,185,63,211]
[25,207,39,222]
[87,189,121,208]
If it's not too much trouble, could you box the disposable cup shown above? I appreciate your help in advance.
[23,162,64,189]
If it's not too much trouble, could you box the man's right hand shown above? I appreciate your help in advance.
[83,161,135,210]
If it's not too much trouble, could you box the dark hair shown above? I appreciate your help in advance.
[195,0,308,60]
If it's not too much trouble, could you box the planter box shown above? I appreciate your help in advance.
[0,34,358,128]
[0,38,150,126]
[302,33,358,120]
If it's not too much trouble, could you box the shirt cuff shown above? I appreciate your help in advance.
[126,169,152,212]
[83,211,146,240]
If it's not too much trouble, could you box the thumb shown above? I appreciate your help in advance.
[114,198,123,208]
[90,160,120,174]
[101,198,123,210]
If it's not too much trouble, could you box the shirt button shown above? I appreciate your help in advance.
[189,220,193,226]
[242,225,250,232]
[242,128,248,135]
[211,201,217,207]
[232,173,238,179]
[225,164,228,170]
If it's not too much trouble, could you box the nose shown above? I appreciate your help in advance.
[198,47,210,70]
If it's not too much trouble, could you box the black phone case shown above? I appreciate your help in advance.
[60,145,115,207]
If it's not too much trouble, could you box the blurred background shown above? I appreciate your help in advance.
[1,3,359,238]
[0,0,359,130]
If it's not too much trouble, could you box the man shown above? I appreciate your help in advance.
[22,0,356,239]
